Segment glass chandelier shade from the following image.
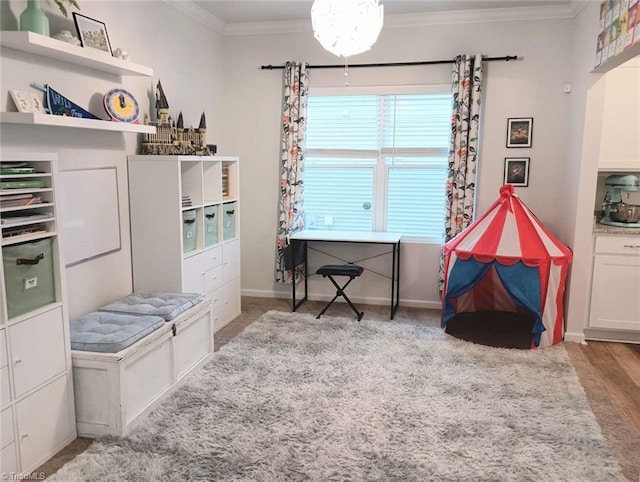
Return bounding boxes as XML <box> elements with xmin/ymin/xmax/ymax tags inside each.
<box><xmin>311</xmin><ymin>0</ymin><xmax>384</xmax><ymax>58</ymax></box>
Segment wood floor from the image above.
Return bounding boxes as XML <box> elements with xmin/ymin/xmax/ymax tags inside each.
<box><xmin>39</xmin><ymin>297</ymin><xmax>640</xmax><ymax>481</ymax></box>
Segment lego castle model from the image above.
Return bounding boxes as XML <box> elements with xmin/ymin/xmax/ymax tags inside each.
<box><xmin>140</xmin><ymin>81</ymin><xmax>212</xmax><ymax>156</ymax></box>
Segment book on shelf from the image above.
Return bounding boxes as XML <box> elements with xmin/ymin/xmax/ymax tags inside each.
<box><xmin>0</xmin><ymin>195</ymin><xmax>43</xmax><ymax>208</ymax></box>
<box><xmin>2</xmin><ymin>223</ymin><xmax>48</xmax><ymax>238</ymax></box>
<box><xmin>1</xmin><ymin>213</ymin><xmax>52</xmax><ymax>225</ymax></box>
<box><xmin>0</xmin><ymin>167</ymin><xmax>36</xmax><ymax>175</ymax></box>
<box><xmin>0</xmin><ymin>180</ymin><xmax>46</xmax><ymax>189</ymax></box>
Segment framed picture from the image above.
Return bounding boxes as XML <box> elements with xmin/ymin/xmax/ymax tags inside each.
<box><xmin>504</xmin><ymin>157</ymin><xmax>530</xmax><ymax>187</ymax></box>
<box><xmin>506</xmin><ymin>117</ymin><xmax>533</xmax><ymax>148</ymax></box>
<box><xmin>73</xmin><ymin>13</ymin><xmax>112</xmax><ymax>55</ymax></box>
<box><xmin>9</xmin><ymin>90</ymin><xmax>45</xmax><ymax>113</ymax></box>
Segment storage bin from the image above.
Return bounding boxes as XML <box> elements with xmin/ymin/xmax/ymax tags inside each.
<box><xmin>182</xmin><ymin>210</ymin><xmax>197</xmax><ymax>254</ymax></box>
<box><xmin>204</xmin><ymin>205</ymin><xmax>219</xmax><ymax>247</ymax></box>
<box><xmin>2</xmin><ymin>238</ymin><xmax>55</xmax><ymax>319</ymax></box>
<box><xmin>222</xmin><ymin>202</ymin><xmax>237</xmax><ymax>240</ymax></box>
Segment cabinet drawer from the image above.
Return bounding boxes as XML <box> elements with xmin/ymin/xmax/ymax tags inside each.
<box><xmin>182</xmin><ymin>247</ymin><xmax>224</xmax><ymax>294</ymax></box>
<box><xmin>1</xmin><ymin>406</ymin><xmax>14</xmax><ymax>449</ymax></box>
<box><xmin>16</xmin><ymin>375</ymin><xmax>73</xmax><ymax>471</ymax></box>
<box><xmin>9</xmin><ymin>307</ymin><xmax>66</xmax><ymax>398</ymax></box>
<box><xmin>201</xmin><ymin>246</ymin><xmax>222</xmax><ymax>271</ymax></box>
<box><xmin>204</xmin><ymin>265</ymin><xmax>223</xmax><ymax>293</ymax></box>
<box><xmin>594</xmin><ymin>235</ymin><xmax>640</xmax><ymax>255</ymax></box>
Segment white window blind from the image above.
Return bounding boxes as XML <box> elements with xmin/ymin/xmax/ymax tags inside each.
<box><xmin>305</xmin><ymin>91</ymin><xmax>451</xmax><ymax>242</ymax></box>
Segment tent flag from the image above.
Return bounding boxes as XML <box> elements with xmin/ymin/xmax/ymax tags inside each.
<box><xmin>441</xmin><ymin>185</ymin><xmax>572</xmax><ymax>348</ymax></box>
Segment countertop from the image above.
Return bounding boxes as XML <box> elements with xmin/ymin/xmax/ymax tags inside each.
<box><xmin>593</xmin><ymin>216</ymin><xmax>640</xmax><ymax>235</ymax></box>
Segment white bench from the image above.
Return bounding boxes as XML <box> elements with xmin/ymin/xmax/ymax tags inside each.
<box><xmin>71</xmin><ymin>299</ymin><xmax>213</xmax><ymax>437</ymax></box>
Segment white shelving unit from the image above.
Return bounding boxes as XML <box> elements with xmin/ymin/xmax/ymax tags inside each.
<box><xmin>0</xmin><ymin>153</ymin><xmax>76</xmax><ymax>475</ymax></box>
<box><xmin>127</xmin><ymin>155</ymin><xmax>241</xmax><ymax>333</ymax></box>
<box><xmin>0</xmin><ymin>30</ymin><xmax>156</xmax><ymax>134</ymax></box>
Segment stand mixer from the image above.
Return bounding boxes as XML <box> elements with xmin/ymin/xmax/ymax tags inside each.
<box><xmin>600</xmin><ymin>174</ymin><xmax>640</xmax><ymax>228</ymax></box>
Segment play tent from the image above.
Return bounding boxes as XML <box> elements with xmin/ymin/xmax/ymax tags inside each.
<box><xmin>441</xmin><ymin>185</ymin><xmax>572</xmax><ymax>348</ymax></box>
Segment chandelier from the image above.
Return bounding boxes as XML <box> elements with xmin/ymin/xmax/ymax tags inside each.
<box><xmin>311</xmin><ymin>0</ymin><xmax>384</xmax><ymax>58</ymax></box>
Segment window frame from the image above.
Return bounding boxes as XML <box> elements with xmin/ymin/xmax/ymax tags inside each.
<box><xmin>305</xmin><ymin>84</ymin><xmax>451</xmax><ymax>244</ymax></box>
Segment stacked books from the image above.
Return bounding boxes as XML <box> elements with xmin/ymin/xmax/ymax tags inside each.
<box><xmin>222</xmin><ymin>165</ymin><xmax>229</xmax><ymax>198</ymax></box>
<box><xmin>2</xmin><ymin>223</ymin><xmax>47</xmax><ymax>238</ymax></box>
<box><xmin>0</xmin><ymin>193</ymin><xmax>43</xmax><ymax>208</ymax></box>
<box><xmin>0</xmin><ymin>166</ymin><xmax>36</xmax><ymax>175</ymax></box>
<box><xmin>181</xmin><ymin>195</ymin><xmax>192</xmax><ymax>208</ymax></box>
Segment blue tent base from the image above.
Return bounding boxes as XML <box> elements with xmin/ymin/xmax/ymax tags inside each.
<box><xmin>444</xmin><ymin>311</ymin><xmax>537</xmax><ymax>349</ymax></box>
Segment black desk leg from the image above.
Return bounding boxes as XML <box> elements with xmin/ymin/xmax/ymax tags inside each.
<box><xmin>389</xmin><ymin>241</ymin><xmax>400</xmax><ymax>319</ymax></box>
<box><xmin>291</xmin><ymin>240</ymin><xmax>308</xmax><ymax>312</ymax></box>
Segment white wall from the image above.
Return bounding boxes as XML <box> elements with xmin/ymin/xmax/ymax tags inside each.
<box><xmin>1</xmin><ymin>1</ymin><xmax>226</xmax><ymax>318</ymax></box>
<box><xmin>221</xmin><ymin>17</ymin><xmax>574</xmax><ymax>306</ymax></box>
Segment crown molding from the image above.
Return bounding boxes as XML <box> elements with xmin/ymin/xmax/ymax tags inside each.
<box><xmin>164</xmin><ymin>2</ymin><xmax>581</xmax><ymax>37</ymax></box>
<box><xmin>162</xmin><ymin>0</ymin><xmax>225</xmax><ymax>34</ymax></box>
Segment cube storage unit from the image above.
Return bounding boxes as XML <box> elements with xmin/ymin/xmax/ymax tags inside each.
<box><xmin>0</xmin><ymin>153</ymin><xmax>76</xmax><ymax>475</ymax></box>
<box><xmin>71</xmin><ymin>299</ymin><xmax>213</xmax><ymax>437</ymax></box>
<box><xmin>128</xmin><ymin>155</ymin><xmax>241</xmax><ymax>332</ymax></box>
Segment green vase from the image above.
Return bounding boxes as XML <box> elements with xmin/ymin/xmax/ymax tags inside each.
<box><xmin>20</xmin><ymin>0</ymin><xmax>49</xmax><ymax>36</ymax></box>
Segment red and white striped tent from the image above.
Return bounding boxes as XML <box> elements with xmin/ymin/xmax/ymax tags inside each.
<box><xmin>441</xmin><ymin>185</ymin><xmax>572</xmax><ymax>348</ymax></box>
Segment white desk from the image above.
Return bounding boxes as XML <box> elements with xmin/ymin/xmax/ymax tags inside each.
<box><xmin>288</xmin><ymin>230</ymin><xmax>401</xmax><ymax>319</ymax></box>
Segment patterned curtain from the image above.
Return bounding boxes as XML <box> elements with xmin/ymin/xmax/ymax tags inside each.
<box><xmin>438</xmin><ymin>54</ymin><xmax>484</xmax><ymax>295</ymax></box>
<box><xmin>275</xmin><ymin>62</ymin><xmax>309</xmax><ymax>284</ymax></box>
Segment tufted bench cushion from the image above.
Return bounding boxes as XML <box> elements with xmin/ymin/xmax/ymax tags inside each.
<box><xmin>98</xmin><ymin>292</ymin><xmax>204</xmax><ymax>321</ymax></box>
<box><xmin>70</xmin><ymin>312</ymin><xmax>165</xmax><ymax>353</ymax></box>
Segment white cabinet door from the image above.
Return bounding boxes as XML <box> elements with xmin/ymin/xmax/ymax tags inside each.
<box><xmin>182</xmin><ymin>254</ymin><xmax>206</xmax><ymax>294</ymax></box>
<box><xmin>222</xmin><ymin>240</ymin><xmax>240</xmax><ymax>284</ymax></box>
<box><xmin>9</xmin><ymin>307</ymin><xmax>66</xmax><ymax>398</ymax></box>
<box><xmin>16</xmin><ymin>375</ymin><xmax>73</xmax><ymax>472</ymax></box>
<box><xmin>589</xmin><ymin>254</ymin><xmax>640</xmax><ymax>331</ymax></box>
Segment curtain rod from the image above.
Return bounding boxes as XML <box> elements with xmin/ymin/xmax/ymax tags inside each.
<box><xmin>261</xmin><ymin>55</ymin><xmax>518</xmax><ymax>70</ymax></box>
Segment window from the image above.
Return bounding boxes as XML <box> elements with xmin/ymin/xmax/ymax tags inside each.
<box><xmin>304</xmin><ymin>87</ymin><xmax>451</xmax><ymax>243</ymax></box>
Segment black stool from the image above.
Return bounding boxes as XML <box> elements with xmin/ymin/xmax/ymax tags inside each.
<box><xmin>316</xmin><ymin>264</ymin><xmax>364</xmax><ymax>321</ymax></box>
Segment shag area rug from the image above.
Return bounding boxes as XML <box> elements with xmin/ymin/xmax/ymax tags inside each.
<box><xmin>51</xmin><ymin>311</ymin><xmax>625</xmax><ymax>481</ymax></box>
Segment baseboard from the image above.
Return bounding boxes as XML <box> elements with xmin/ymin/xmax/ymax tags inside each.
<box><xmin>583</xmin><ymin>327</ymin><xmax>640</xmax><ymax>344</ymax></box>
<box><xmin>563</xmin><ymin>331</ymin><xmax>586</xmax><ymax>344</ymax></box>
<box><xmin>240</xmin><ymin>289</ymin><xmax>442</xmax><ymax>310</ymax></box>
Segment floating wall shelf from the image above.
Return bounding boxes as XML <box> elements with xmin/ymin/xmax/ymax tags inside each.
<box><xmin>0</xmin><ymin>112</ymin><xmax>156</xmax><ymax>133</ymax></box>
<box><xmin>0</xmin><ymin>31</ymin><xmax>153</xmax><ymax>77</ymax></box>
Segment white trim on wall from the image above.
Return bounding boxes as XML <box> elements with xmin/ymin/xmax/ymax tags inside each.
<box><xmin>164</xmin><ymin>1</ymin><xmax>583</xmax><ymax>36</ymax></box>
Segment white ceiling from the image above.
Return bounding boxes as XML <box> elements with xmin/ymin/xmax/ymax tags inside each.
<box><xmin>192</xmin><ymin>0</ymin><xmax>573</xmax><ymax>25</ymax></box>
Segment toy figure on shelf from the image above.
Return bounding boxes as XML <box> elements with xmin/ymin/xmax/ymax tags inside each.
<box><xmin>139</xmin><ymin>80</ymin><xmax>212</xmax><ymax>156</ymax></box>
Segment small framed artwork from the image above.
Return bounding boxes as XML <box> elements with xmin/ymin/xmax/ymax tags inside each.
<box><xmin>72</xmin><ymin>12</ymin><xmax>112</xmax><ymax>55</ymax></box>
<box><xmin>506</xmin><ymin>117</ymin><xmax>533</xmax><ymax>148</ymax></box>
<box><xmin>9</xmin><ymin>90</ymin><xmax>46</xmax><ymax>113</ymax></box>
<box><xmin>504</xmin><ymin>157</ymin><xmax>530</xmax><ymax>187</ymax></box>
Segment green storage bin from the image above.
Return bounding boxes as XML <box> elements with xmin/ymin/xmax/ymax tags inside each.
<box><xmin>3</xmin><ymin>238</ymin><xmax>55</xmax><ymax>319</ymax></box>
<box><xmin>223</xmin><ymin>202</ymin><xmax>237</xmax><ymax>241</ymax></box>
<box><xmin>182</xmin><ymin>209</ymin><xmax>197</xmax><ymax>254</ymax></box>
<box><xmin>204</xmin><ymin>205</ymin><xmax>219</xmax><ymax>247</ymax></box>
